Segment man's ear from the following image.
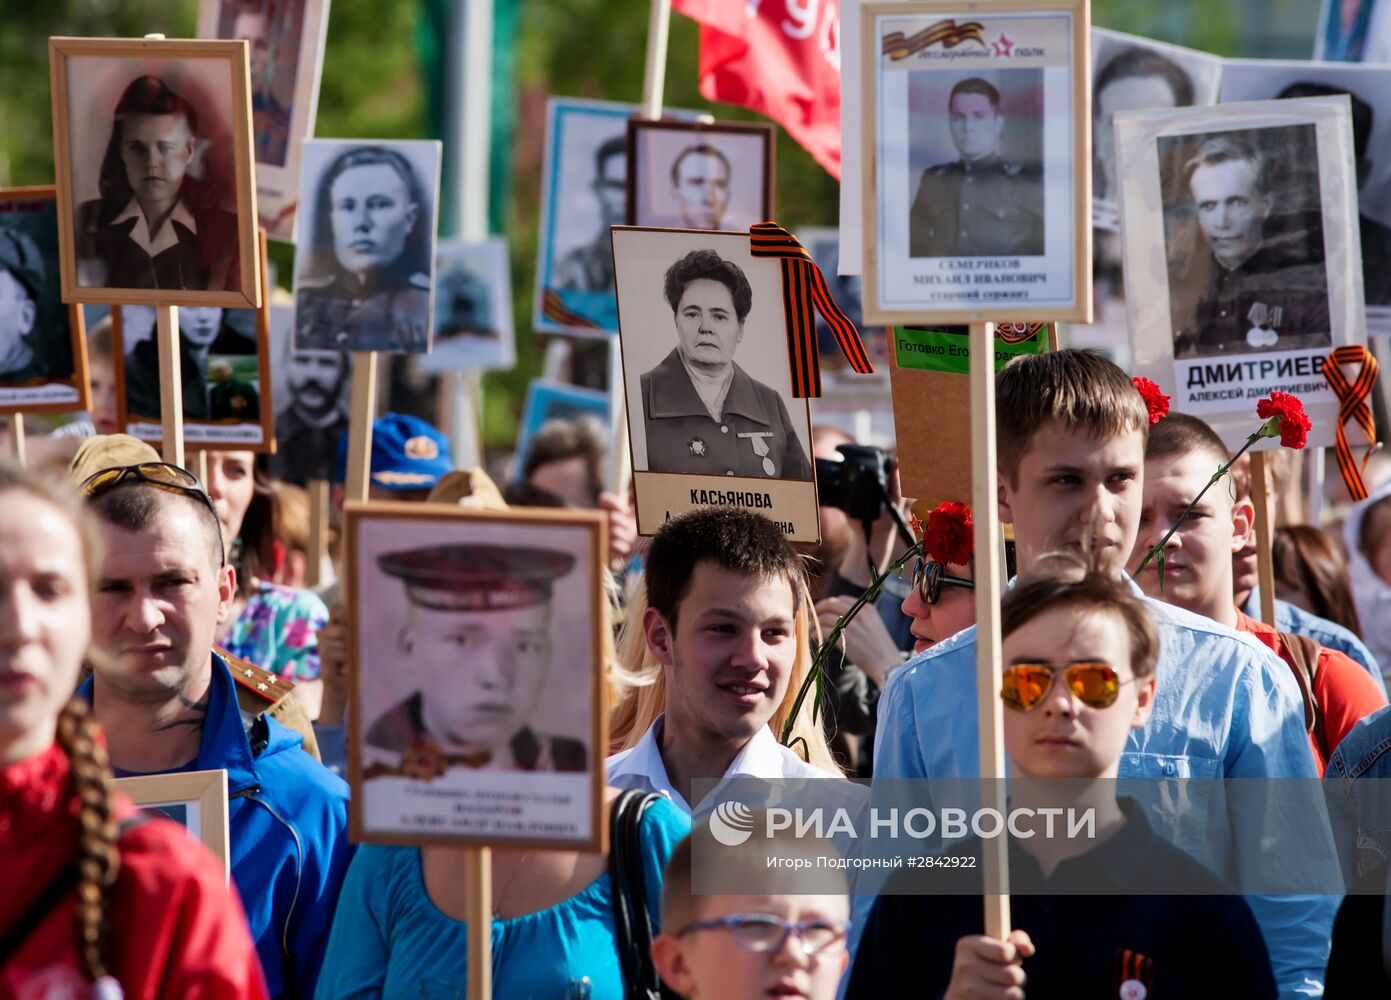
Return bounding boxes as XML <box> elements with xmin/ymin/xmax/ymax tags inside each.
<box><xmin>997</xmin><ymin>471</ymin><xmax>1015</xmax><ymax>526</ymax></box>
<box><xmin>1232</xmin><ymin>496</ymin><xmax>1256</xmax><ymax>554</ymax></box>
<box><xmin>651</xmin><ymin>933</ymin><xmax>696</xmax><ymax>996</ymax></box>
<box><xmin>214</xmin><ymin>563</ymin><xmax>236</xmax><ymax>625</ymax></box>
<box><xmin>643</xmin><ymin>606</ymin><xmax>676</xmax><ymax>667</ymax></box>
<box><xmin>1131</xmin><ymin>675</ymin><xmax>1157</xmax><ymax>729</ymax></box>
<box><xmin>17</xmin><ymin>297</ymin><xmax>36</xmax><ymax>337</ymax></box>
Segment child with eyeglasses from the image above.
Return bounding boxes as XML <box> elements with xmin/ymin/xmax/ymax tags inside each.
<box><xmin>652</xmin><ymin>827</ymin><xmax>850</xmax><ymax>1000</ymax></box>
<box><xmin>846</xmin><ymin>557</ymin><xmax>1276</xmax><ymax>998</ymax></box>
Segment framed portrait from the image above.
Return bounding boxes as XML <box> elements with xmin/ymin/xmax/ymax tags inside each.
<box><xmin>346</xmin><ymin>502</ymin><xmax>608</xmax><ymax>850</ymax></box>
<box><xmin>860</xmin><ymin>0</ymin><xmax>1091</xmax><ymax>324</ymax></box>
<box><xmin>292</xmin><ymin>138</ymin><xmax>443</xmax><ymax>353</ymax></box>
<box><xmin>1221</xmin><ymin>60</ymin><xmax>1391</xmax><ymax>335</ymax></box>
<box><xmin>797</xmin><ymin>226</ymin><xmax>891</xmax><ymax>397</ymax></box>
<box><xmin>112</xmin><ymin>231</ymin><xmax>274</xmax><ymax>450</ymax></box>
<box><xmin>197</xmin><ymin>0</ymin><xmax>332</xmax><ymax>243</ymax></box>
<box><xmin>0</xmin><ymin>186</ymin><xmax>90</xmax><ymax>415</ymax></box>
<box><xmin>1118</xmin><ymin>97</ymin><xmax>1364</xmax><ymax>451</ymax></box>
<box><xmin>612</xmin><ymin>227</ymin><xmax>820</xmax><ymax>542</ymax></box>
<box><xmin>513</xmin><ymin>378</ymin><xmax>611</xmax><ymax>479</ymax></box>
<box><xmin>625</xmin><ymin>119</ymin><xmax>775</xmax><ymax>232</ymax></box>
<box><xmin>532</xmin><ymin>98</ymin><xmax>699</xmax><ymax>338</ymax></box>
<box><xmin>266</xmin><ymin>303</ymin><xmax>351</xmax><ymax>483</ymax></box>
<box><xmin>48</xmin><ymin>37</ymin><xmax>260</xmax><ymax>308</ymax></box>
<box><xmin>112</xmin><ymin>768</ymin><xmax>231</xmax><ymax>879</ymax></box>
<box><xmin>417</xmin><ymin>236</ymin><xmax>516</xmax><ymax>374</ymax></box>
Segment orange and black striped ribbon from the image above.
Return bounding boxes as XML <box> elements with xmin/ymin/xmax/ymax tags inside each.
<box><xmin>748</xmin><ymin>222</ymin><xmax>874</xmax><ymax>398</ymax></box>
<box><xmin>1321</xmin><ymin>345</ymin><xmax>1379</xmax><ymax>501</ymax></box>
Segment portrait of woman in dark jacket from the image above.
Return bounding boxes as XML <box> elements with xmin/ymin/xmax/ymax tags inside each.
<box><xmin>639</xmin><ymin>248</ymin><xmax>812</xmax><ymax>479</ymax></box>
<box><xmin>75</xmin><ymin>75</ymin><xmax>239</xmax><ymax>292</ymax></box>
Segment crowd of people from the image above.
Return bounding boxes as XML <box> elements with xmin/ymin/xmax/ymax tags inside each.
<box><xmin>6</xmin><ymin>347</ymin><xmax>1391</xmax><ymax>998</ymax></box>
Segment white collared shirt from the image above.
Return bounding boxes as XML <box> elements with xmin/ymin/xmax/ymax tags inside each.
<box><xmin>112</xmin><ymin>197</ymin><xmax>198</xmax><ymax>259</ymax></box>
<box><xmin>606</xmin><ymin>713</ymin><xmax>836</xmax><ymax>814</ymax></box>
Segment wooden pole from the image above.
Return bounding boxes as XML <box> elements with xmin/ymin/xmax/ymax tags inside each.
<box><xmin>608</xmin><ymin>338</ymin><xmax>631</xmax><ymax>494</ymax></box>
<box><xmin>1307</xmin><ymin>446</ymin><xmax>1326</xmax><ymax>527</ymax></box>
<box><xmin>195</xmin><ymin>450</ymin><xmax>208</xmax><ymax>486</ymax></box>
<box><xmin>306</xmin><ymin>479</ymin><xmax>328</xmax><ymax>589</ymax></box>
<box><xmin>1251</xmin><ymin>451</ymin><xmax>1277</xmax><ymax>625</ymax></box>
<box><xmin>641</xmin><ymin>0</ymin><xmax>671</xmax><ymax>120</ymax></box>
<box><xmin>10</xmin><ymin>414</ymin><xmax>25</xmax><ymax>467</ymax></box>
<box><xmin>156</xmin><ymin>305</ymin><xmax>185</xmax><ymax>468</ymax></box>
<box><xmin>464</xmin><ymin>847</ymin><xmax>492</xmax><ymax>1000</ymax></box>
<box><xmin>345</xmin><ymin>353</ymin><xmax>378</xmax><ymax>505</ymax></box>
<box><xmin>968</xmin><ymin>320</ymin><xmax>1009</xmax><ymax>938</ymax></box>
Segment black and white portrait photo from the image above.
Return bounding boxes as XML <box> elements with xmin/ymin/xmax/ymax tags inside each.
<box><xmin>349</xmin><ymin>505</ymin><xmax>605</xmax><ymax>849</ymax></box>
<box><xmin>1118</xmin><ymin>97</ymin><xmax>1364</xmax><ymax>450</ymax></box>
<box><xmin>418</xmin><ymin>236</ymin><xmax>516</xmax><ymax>374</ymax></box>
<box><xmin>909</xmin><ymin>72</ymin><xmax>1044</xmax><ymax>258</ymax></box>
<box><xmin>864</xmin><ymin>6</ymin><xmax>1088</xmax><ymax>323</ymax></box>
<box><xmin>198</xmin><ymin>0</ymin><xmax>330</xmax><ymax>242</ymax></box>
<box><xmin>627</xmin><ymin>119</ymin><xmax>774</xmax><ymax>232</ymax></box>
<box><xmin>293</xmin><ymin>139</ymin><xmax>441</xmax><ymax>352</ymax></box>
<box><xmin>51</xmin><ymin>38</ymin><xmax>259</xmax><ymax>307</ymax></box>
<box><xmin>115</xmin><ymin>301</ymin><xmax>271</xmax><ymax>447</ymax></box>
<box><xmin>613</xmin><ymin>227</ymin><xmax>820</xmax><ymax>541</ymax></box>
<box><xmin>267</xmin><ymin>304</ymin><xmax>350</xmax><ymax>482</ymax></box>
<box><xmin>1221</xmin><ymin>60</ymin><xmax>1391</xmax><ymax>328</ymax></box>
<box><xmin>1091</xmin><ymin>30</ymin><xmax>1221</xmax><ymax>232</ymax></box>
<box><xmin>0</xmin><ymin>188</ymin><xmax>89</xmax><ymax>413</ymax></box>
<box><xmin>1159</xmin><ymin>128</ymin><xmax>1331</xmax><ymax>359</ymax></box>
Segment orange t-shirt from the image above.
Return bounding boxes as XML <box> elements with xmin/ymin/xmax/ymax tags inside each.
<box><xmin>1236</xmin><ymin>609</ymin><xmax>1389</xmax><ymax>773</ymax></box>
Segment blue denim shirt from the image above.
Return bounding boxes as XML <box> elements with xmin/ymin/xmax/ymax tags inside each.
<box><xmin>1326</xmin><ymin>704</ymin><xmax>1391</xmax><ymax>884</ymax></box>
<box><xmin>870</xmin><ymin>589</ymin><xmax>1333</xmax><ymax>999</ymax></box>
<box><xmin>1243</xmin><ymin>588</ymin><xmax>1385</xmax><ymax>693</ymax></box>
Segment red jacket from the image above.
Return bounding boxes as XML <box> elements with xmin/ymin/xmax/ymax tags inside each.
<box><xmin>1236</xmin><ymin>610</ymin><xmax>1389</xmax><ymax>774</ymax></box>
<box><xmin>0</xmin><ymin>744</ymin><xmax>268</xmax><ymax>1000</ymax></box>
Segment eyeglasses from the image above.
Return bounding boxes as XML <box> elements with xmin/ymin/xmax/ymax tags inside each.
<box><xmin>1000</xmin><ymin>661</ymin><xmax>1139</xmax><ymax>712</ymax></box>
<box><xmin>676</xmin><ymin>913</ymin><xmax>849</xmax><ymax>957</ymax></box>
<box><xmin>80</xmin><ymin>463</ymin><xmax>225</xmax><ymax>564</ymax></box>
<box><xmin>911</xmin><ymin>556</ymin><xmax>975</xmax><ymax>605</ymax></box>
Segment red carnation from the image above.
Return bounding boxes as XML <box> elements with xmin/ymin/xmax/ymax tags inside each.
<box><xmin>924</xmin><ymin>501</ymin><xmax>973</xmax><ymax>567</ymax></box>
<box><xmin>1131</xmin><ymin>377</ymin><xmax>1170</xmax><ymax>426</ymax></box>
<box><xmin>1256</xmin><ymin>392</ymin><xmax>1311</xmax><ymax>450</ymax></box>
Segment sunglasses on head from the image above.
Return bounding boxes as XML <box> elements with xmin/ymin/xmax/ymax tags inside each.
<box><xmin>1000</xmin><ymin>661</ymin><xmax>1138</xmax><ymax>712</ymax></box>
<box><xmin>80</xmin><ymin>463</ymin><xmax>225</xmax><ymax>564</ymax></box>
<box><xmin>911</xmin><ymin>556</ymin><xmax>974</xmax><ymax>605</ymax></box>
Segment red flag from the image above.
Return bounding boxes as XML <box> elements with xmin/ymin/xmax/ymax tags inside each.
<box><xmin>674</xmin><ymin>0</ymin><xmax>843</xmax><ymax>179</ymax></box>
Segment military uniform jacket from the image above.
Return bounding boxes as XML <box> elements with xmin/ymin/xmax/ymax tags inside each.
<box><xmin>296</xmin><ymin>262</ymin><xmax>431</xmax><ymax>352</ymax></box>
<box><xmin>1171</xmin><ymin>239</ymin><xmax>1332</xmax><ymax>358</ymax></box>
<box><xmin>125</xmin><ymin>326</ymin><xmax>256</xmax><ymax>421</ymax></box>
<box><xmin>909</xmin><ymin>154</ymin><xmax>1044</xmax><ymax>258</ymax></box>
<box><xmin>640</xmin><ymin>348</ymin><xmax>812</xmax><ymax>479</ymax></box>
<box><xmin>271</xmin><ymin>406</ymin><xmax>346</xmax><ymax>483</ymax></box>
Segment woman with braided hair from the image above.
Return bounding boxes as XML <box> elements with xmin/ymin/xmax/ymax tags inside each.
<box><xmin>0</xmin><ymin>462</ymin><xmax>266</xmax><ymax>997</ymax></box>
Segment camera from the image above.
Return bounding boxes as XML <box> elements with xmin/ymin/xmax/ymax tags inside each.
<box><xmin>815</xmin><ymin>444</ymin><xmax>896</xmax><ymax>525</ymax></box>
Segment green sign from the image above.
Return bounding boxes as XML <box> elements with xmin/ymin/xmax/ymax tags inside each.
<box><xmin>893</xmin><ymin>325</ymin><xmax>1048</xmax><ymax>375</ymax></box>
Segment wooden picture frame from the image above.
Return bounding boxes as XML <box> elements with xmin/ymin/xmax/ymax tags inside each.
<box><xmin>196</xmin><ymin>0</ymin><xmax>333</xmax><ymax>243</ymax></box>
<box><xmin>112</xmin><ymin>229</ymin><xmax>276</xmax><ymax>452</ymax></box>
<box><xmin>610</xmin><ymin>226</ymin><xmax>821</xmax><ymax>543</ymax></box>
<box><xmin>48</xmin><ymin>36</ymin><xmax>261</xmax><ymax>309</ymax></box>
<box><xmin>859</xmin><ymin>0</ymin><xmax>1092</xmax><ymax>324</ymax></box>
<box><xmin>345</xmin><ymin>502</ymin><xmax>609</xmax><ymax>852</ymax></box>
<box><xmin>1118</xmin><ymin>96</ymin><xmax>1364</xmax><ymax>452</ymax></box>
<box><xmin>113</xmin><ymin>768</ymin><xmax>231</xmax><ymax>880</ymax></box>
<box><xmin>625</xmin><ymin>118</ymin><xmax>776</xmax><ymax>232</ymax></box>
<box><xmin>0</xmin><ymin>185</ymin><xmax>91</xmax><ymax>415</ymax></box>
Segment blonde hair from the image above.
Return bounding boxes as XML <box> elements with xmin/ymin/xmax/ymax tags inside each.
<box><xmin>609</xmin><ymin>581</ymin><xmax>841</xmax><ymax>775</ymax></box>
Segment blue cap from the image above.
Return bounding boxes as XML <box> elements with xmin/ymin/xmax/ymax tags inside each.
<box><xmin>336</xmin><ymin>412</ymin><xmax>453</xmax><ymax>488</ymax></box>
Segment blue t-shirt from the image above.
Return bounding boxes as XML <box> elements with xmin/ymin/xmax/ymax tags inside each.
<box><xmin>314</xmin><ymin>796</ymin><xmax>690</xmax><ymax>999</ymax></box>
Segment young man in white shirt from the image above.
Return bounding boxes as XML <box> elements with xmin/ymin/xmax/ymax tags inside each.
<box><xmin>608</xmin><ymin>507</ymin><xmax>847</xmax><ymax>813</ymax></box>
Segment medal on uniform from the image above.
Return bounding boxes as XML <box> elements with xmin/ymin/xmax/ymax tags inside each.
<box><xmin>1245</xmin><ymin>302</ymin><xmax>1282</xmax><ymax>349</ymax></box>
<box><xmin>738</xmin><ymin>431</ymin><xmax>776</xmax><ymax>476</ymax></box>
<box><xmin>687</xmin><ymin>438</ymin><xmax>707</xmax><ymax>457</ymax></box>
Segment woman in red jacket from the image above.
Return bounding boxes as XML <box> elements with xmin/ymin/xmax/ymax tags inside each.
<box><xmin>0</xmin><ymin>462</ymin><xmax>267</xmax><ymax>999</ymax></box>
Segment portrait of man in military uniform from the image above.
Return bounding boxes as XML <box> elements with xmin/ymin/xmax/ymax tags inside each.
<box><xmin>0</xmin><ymin>226</ymin><xmax>59</xmax><ymax>384</ymax></box>
<box><xmin>552</xmin><ymin>134</ymin><xmax>627</xmax><ymax>295</ymax></box>
<box><xmin>1164</xmin><ymin>131</ymin><xmax>1332</xmax><ymax>359</ymax></box>
<box><xmin>269</xmin><ymin>304</ymin><xmax>350</xmax><ymax>483</ymax></box>
<box><xmin>636</xmin><ymin>248</ymin><xmax>812</xmax><ymax>480</ymax></box>
<box><xmin>294</xmin><ymin>140</ymin><xmax>440</xmax><ymax>352</ymax></box>
<box><xmin>629</xmin><ymin>120</ymin><xmax>774</xmax><ymax>234</ymax></box>
<box><xmin>227</xmin><ymin>1</ymin><xmax>298</xmax><ymax>168</ymax></box>
<box><xmin>361</xmin><ymin>543</ymin><xmax>589</xmax><ymax>776</ymax></box>
<box><xmin>908</xmin><ymin>75</ymin><xmax>1045</xmax><ymax>259</ymax></box>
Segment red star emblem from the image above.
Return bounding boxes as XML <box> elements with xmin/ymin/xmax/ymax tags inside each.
<box><xmin>992</xmin><ymin>33</ymin><xmax>1014</xmax><ymax>57</ymax></box>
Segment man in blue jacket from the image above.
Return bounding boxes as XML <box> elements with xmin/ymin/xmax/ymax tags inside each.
<box><xmin>76</xmin><ymin>454</ymin><xmax>352</xmax><ymax>998</ymax></box>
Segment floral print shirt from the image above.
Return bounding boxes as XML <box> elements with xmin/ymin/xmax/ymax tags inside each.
<box><xmin>221</xmin><ymin>581</ymin><xmax>328</xmax><ymax>682</ymax></box>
